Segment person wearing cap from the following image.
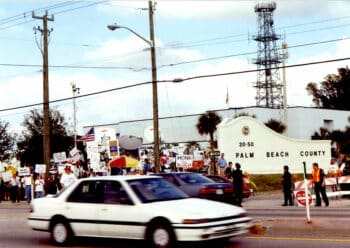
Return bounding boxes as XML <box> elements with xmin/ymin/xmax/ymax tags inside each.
<box><xmin>60</xmin><ymin>166</ymin><xmax>77</xmax><ymax>189</ymax></box>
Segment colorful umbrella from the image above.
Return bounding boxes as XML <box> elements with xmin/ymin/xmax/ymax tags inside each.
<box><xmin>108</xmin><ymin>156</ymin><xmax>140</xmax><ymax>168</ymax></box>
<box><xmin>5</xmin><ymin>165</ymin><xmax>17</xmax><ymax>175</ymax></box>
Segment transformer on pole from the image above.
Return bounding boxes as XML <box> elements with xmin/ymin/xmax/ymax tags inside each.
<box><xmin>252</xmin><ymin>2</ymin><xmax>283</xmax><ymax>108</ymax></box>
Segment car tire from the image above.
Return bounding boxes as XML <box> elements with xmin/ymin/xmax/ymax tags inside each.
<box><xmin>146</xmin><ymin>220</ymin><xmax>176</xmax><ymax>248</ymax></box>
<box><xmin>50</xmin><ymin>219</ymin><xmax>72</xmax><ymax>246</ymax></box>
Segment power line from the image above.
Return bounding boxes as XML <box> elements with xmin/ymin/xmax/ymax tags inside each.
<box><xmin>0</xmin><ymin>1</ymin><xmax>107</xmax><ymax>31</ymax></box>
<box><xmin>1</xmin><ymin>56</ymin><xmax>349</xmax><ymax>115</ymax></box>
<box><xmin>1</xmin><ymin>36</ymin><xmax>348</xmax><ymax>71</ymax></box>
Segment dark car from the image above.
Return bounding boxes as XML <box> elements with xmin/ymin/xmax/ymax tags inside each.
<box><xmin>153</xmin><ymin>172</ymin><xmax>234</xmax><ymax>204</ymax></box>
<box><xmin>206</xmin><ymin>175</ymin><xmax>251</xmax><ymax>198</ymax></box>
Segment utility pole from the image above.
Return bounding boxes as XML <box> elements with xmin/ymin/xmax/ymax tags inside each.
<box><xmin>33</xmin><ymin>11</ymin><xmax>54</xmax><ymax>178</ymax></box>
<box><xmin>148</xmin><ymin>0</ymin><xmax>160</xmax><ymax>173</ymax></box>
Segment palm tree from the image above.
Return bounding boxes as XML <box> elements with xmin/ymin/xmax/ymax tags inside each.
<box><xmin>265</xmin><ymin>118</ymin><xmax>286</xmax><ymax>134</ymax></box>
<box><xmin>196</xmin><ymin>111</ymin><xmax>222</xmax><ymax>148</ymax></box>
<box><xmin>196</xmin><ymin>111</ymin><xmax>222</xmax><ymax>175</ymax></box>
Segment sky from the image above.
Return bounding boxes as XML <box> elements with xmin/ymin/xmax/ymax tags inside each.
<box><xmin>0</xmin><ymin>0</ymin><xmax>350</xmax><ymax>137</ymax></box>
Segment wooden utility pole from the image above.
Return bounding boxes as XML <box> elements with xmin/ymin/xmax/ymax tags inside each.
<box><xmin>106</xmin><ymin>2</ymin><xmax>159</xmax><ymax>171</ymax></box>
<box><xmin>148</xmin><ymin>0</ymin><xmax>160</xmax><ymax>173</ymax></box>
<box><xmin>32</xmin><ymin>11</ymin><xmax>54</xmax><ymax>178</ymax></box>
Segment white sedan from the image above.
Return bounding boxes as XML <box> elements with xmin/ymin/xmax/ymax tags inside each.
<box><xmin>28</xmin><ymin>175</ymin><xmax>252</xmax><ymax>247</ymax></box>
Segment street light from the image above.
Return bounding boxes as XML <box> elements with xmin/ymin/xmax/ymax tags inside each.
<box><xmin>107</xmin><ymin>13</ymin><xmax>160</xmax><ymax>172</ymax></box>
<box><xmin>107</xmin><ymin>24</ymin><xmax>152</xmax><ymax>47</ymax></box>
<box><xmin>71</xmin><ymin>82</ymin><xmax>80</xmax><ymax>149</ymax></box>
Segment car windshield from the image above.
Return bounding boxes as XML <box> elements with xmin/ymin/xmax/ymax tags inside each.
<box><xmin>178</xmin><ymin>173</ymin><xmax>213</xmax><ymax>184</ymax></box>
<box><xmin>128</xmin><ymin>178</ymin><xmax>189</xmax><ymax>203</ymax></box>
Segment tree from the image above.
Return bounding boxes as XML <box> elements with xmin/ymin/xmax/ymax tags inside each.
<box><xmin>265</xmin><ymin>118</ymin><xmax>286</xmax><ymax>134</ymax></box>
<box><xmin>17</xmin><ymin>108</ymin><xmax>75</xmax><ymax>166</ymax></box>
<box><xmin>196</xmin><ymin>111</ymin><xmax>222</xmax><ymax>175</ymax></box>
<box><xmin>0</xmin><ymin>120</ymin><xmax>16</xmax><ymax>161</ymax></box>
<box><xmin>312</xmin><ymin>126</ymin><xmax>350</xmax><ymax>158</ymax></box>
<box><xmin>196</xmin><ymin>111</ymin><xmax>222</xmax><ymax>148</ymax></box>
<box><xmin>306</xmin><ymin>67</ymin><xmax>350</xmax><ymax>110</ymax></box>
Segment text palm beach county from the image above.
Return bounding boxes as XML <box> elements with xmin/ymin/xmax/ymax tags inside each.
<box><xmin>235</xmin><ymin>150</ymin><xmax>327</xmax><ymax>159</ymax></box>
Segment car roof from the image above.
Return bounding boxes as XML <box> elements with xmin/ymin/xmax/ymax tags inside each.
<box><xmin>153</xmin><ymin>172</ymin><xmax>198</xmax><ymax>175</ymax></box>
<box><xmin>79</xmin><ymin>175</ymin><xmax>160</xmax><ymax>182</ymax></box>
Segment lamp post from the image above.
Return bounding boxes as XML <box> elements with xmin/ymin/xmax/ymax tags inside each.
<box><xmin>107</xmin><ymin>1</ymin><xmax>160</xmax><ymax>172</ymax></box>
<box><xmin>71</xmin><ymin>82</ymin><xmax>80</xmax><ymax>149</ymax></box>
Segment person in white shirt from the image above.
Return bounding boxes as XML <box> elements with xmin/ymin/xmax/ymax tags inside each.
<box><xmin>22</xmin><ymin>174</ymin><xmax>33</xmax><ymax>203</ymax></box>
<box><xmin>34</xmin><ymin>174</ymin><xmax>45</xmax><ymax>198</ymax></box>
<box><xmin>60</xmin><ymin>166</ymin><xmax>77</xmax><ymax>189</ymax></box>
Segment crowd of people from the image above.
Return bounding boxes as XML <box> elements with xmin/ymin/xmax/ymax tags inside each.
<box><xmin>0</xmin><ymin>164</ymin><xmax>80</xmax><ymax>204</ymax></box>
<box><xmin>2</xmin><ymin>152</ymin><xmax>349</xmax><ymax>207</ymax></box>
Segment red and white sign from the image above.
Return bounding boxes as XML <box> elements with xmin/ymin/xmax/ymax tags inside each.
<box><xmin>295</xmin><ymin>190</ymin><xmax>312</xmax><ymax>206</ymax></box>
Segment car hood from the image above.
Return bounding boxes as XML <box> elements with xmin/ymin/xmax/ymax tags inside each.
<box><xmin>147</xmin><ymin>198</ymin><xmax>246</xmax><ymax>219</ymax></box>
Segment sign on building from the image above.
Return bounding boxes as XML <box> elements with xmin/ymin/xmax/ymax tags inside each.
<box><xmin>217</xmin><ymin>116</ymin><xmax>331</xmax><ymax>174</ymax></box>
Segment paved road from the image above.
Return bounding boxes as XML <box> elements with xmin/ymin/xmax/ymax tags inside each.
<box><xmin>1</xmin><ymin>191</ymin><xmax>350</xmax><ymax>247</ymax></box>
<box><xmin>243</xmin><ymin>190</ymin><xmax>350</xmax><ymax>239</ymax></box>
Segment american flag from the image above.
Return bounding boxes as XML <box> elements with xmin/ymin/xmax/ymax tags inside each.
<box><xmin>77</xmin><ymin>127</ymin><xmax>95</xmax><ymax>142</ymax></box>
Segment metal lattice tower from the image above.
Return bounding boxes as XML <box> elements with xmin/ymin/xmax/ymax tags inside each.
<box><xmin>253</xmin><ymin>2</ymin><xmax>283</xmax><ymax>108</ymax></box>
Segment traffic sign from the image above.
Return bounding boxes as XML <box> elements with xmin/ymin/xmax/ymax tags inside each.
<box><xmin>295</xmin><ymin>190</ymin><xmax>312</xmax><ymax>206</ymax></box>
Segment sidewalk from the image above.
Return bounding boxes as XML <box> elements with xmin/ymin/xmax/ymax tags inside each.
<box><xmin>243</xmin><ymin>191</ymin><xmax>350</xmax><ymax>238</ymax></box>
<box><xmin>0</xmin><ymin>200</ymin><xmax>30</xmax><ymax>208</ymax></box>
<box><xmin>244</xmin><ymin>190</ymin><xmax>350</xmax><ymax>209</ymax></box>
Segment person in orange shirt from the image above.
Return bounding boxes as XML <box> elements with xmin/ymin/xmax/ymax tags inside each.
<box><xmin>312</xmin><ymin>163</ymin><xmax>329</xmax><ymax>207</ymax></box>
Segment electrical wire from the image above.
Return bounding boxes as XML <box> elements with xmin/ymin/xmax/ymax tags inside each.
<box><xmin>0</xmin><ymin>36</ymin><xmax>348</xmax><ymax>71</ymax></box>
<box><xmin>1</xmin><ymin>56</ymin><xmax>349</xmax><ymax>114</ymax></box>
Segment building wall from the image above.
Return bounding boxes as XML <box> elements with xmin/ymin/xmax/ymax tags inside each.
<box><xmin>86</xmin><ymin>107</ymin><xmax>350</xmax><ymax>148</ymax></box>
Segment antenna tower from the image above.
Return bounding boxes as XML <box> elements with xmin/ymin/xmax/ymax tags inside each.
<box><xmin>253</xmin><ymin>2</ymin><xmax>283</xmax><ymax>108</ymax></box>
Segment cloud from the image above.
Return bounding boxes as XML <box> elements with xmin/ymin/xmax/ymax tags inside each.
<box><xmin>98</xmin><ymin>1</ymin><xmax>254</xmax><ymax>20</ymax></box>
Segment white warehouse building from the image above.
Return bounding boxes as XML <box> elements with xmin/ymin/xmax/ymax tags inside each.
<box><xmin>86</xmin><ymin>106</ymin><xmax>350</xmax><ymax>148</ymax></box>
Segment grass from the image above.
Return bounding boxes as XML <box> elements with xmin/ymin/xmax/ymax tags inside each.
<box><xmin>249</xmin><ymin>174</ymin><xmax>304</xmax><ymax>192</ymax></box>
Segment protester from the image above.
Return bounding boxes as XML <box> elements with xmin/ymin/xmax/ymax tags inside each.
<box><xmin>34</xmin><ymin>174</ymin><xmax>45</xmax><ymax>198</ymax></box>
<box><xmin>312</xmin><ymin>162</ymin><xmax>329</xmax><ymax>207</ymax></box>
<box><xmin>327</xmin><ymin>158</ymin><xmax>338</xmax><ymax>177</ymax></box>
<box><xmin>9</xmin><ymin>173</ymin><xmax>19</xmax><ymax>203</ymax></box>
<box><xmin>143</xmin><ymin>158</ymin><xmax>151</xmax><ymax>175</ymax></box>
<box><xmin>47</xmin><ymin>174</ymin><xmax>59</xmax><ymax>195</ymax></box>
<box><xmin>216</xmin><ymin>153</ymin><xmax>227</xmax><ymax>176</ymax></box>
<box><xmin>232</xmin><ymin>163</ymin><xmax>243</xmax><ymax>207</ymax></box>
<box><xmin>342</xmin><ymin>160</ymin><xmax>350</xmax><ymax>176</ymax></box>
<box><xmin>281</xmin><ymin>165</ymin><xmax>293</xmax><ymax>206</ymax></box>
<box><xmin>224</xmin><ymin>161</ymin><xmax>233</xmax><ymax>180</ymax></box>
<box><xmin>22</xmin><ymin>174</ymin><xmax>33</xmax><ymax>203</ymax></box>
<box><xmin>60</xmin><ymin>165</ymin><xmax>78</xmax><ymax>189</ymax></box>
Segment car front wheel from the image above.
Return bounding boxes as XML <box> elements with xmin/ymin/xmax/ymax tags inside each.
<box><xmin>50</xmin><ymin>220</ymin><xmax>72</xmax><ymax>246</ymax></box>
<box><xmin>146</xmin><ymin>220</ymin><xmax>175</xmax><ymax>248</ymax></box>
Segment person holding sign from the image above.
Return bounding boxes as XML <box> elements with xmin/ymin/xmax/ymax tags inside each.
<box><xmin>312</xmin><ymin>162</ymin><xmax>329</xmax><ymax>207</ymax></box>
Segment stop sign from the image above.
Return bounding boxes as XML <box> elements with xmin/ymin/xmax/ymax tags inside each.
<box><xmin>295</xmin><ymin>191</ymin><xmax>312</xmax><ymax>206</ymax></box>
